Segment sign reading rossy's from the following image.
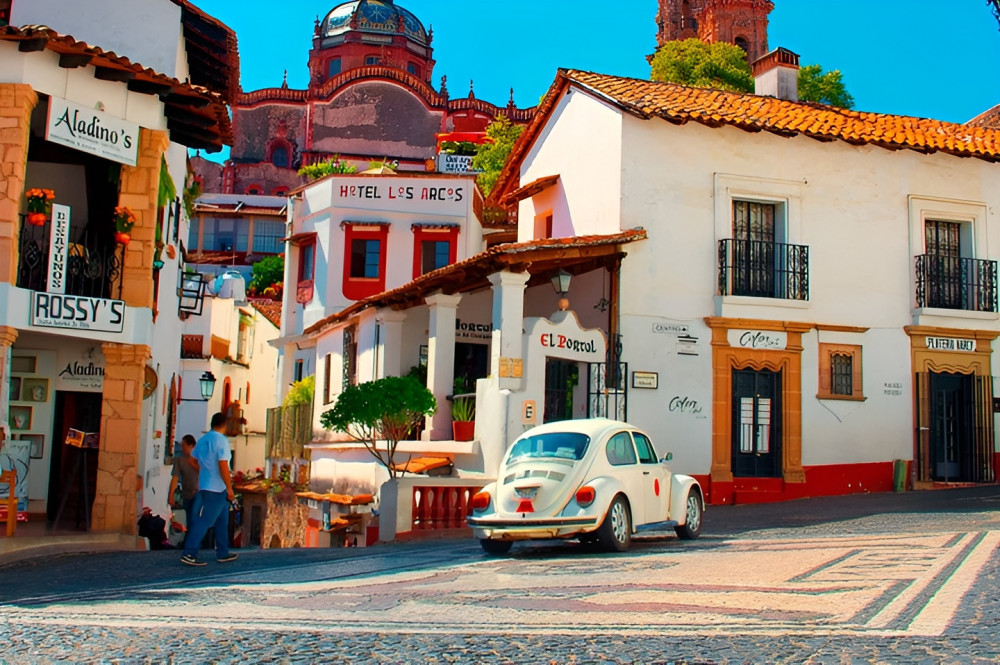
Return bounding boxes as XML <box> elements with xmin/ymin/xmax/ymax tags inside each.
<box><xmin>30</xmin><ymin>292</ymin><xmax>126</xmax><ymax>334</ymax></box>
<box><xmin>46</xmin><ymin>96</ymin><xmax>139</xmax><ymax>166</ymax></box>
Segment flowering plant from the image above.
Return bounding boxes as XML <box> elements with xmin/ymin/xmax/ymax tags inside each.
<box><xmin>24</xmin><ymin>188</ymin><xmax>55</xmax><ymax>226</ymax></box>
<box><xmin>113</xmin><ymin>206</ymin><xmax>137</xmax><ymax>234</ymax></box>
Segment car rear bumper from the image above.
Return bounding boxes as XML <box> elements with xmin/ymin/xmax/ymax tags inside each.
<box><xmin>469</xmin><ymin>515</ymin><xmax>600</xmax><ymax>541</ymax></box>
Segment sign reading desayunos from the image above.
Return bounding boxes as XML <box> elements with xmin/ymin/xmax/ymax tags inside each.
<box><xmin>47</xmin><ymin>204</ymin><xmax>71</xmax><ymax>294</ymax></box>
<box><xmin>728</xmin><ymin>329</ymin><xmax>788</xmax><ymax>351</ymax></box>
<box><xmin>46</xmin><ymin>96</ymin><xmax>139</xmax><ymax>166</ymax></box>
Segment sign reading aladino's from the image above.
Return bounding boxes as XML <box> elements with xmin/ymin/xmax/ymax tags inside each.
<box><xmin>46</xmin><ymin>96</ymin><xmax>139</xmax><ymax>166</ymax></box>
<box><xmin>30</xmin><ymin>292</ymin><xmax>125</xmax><ymax>333</ymax></box>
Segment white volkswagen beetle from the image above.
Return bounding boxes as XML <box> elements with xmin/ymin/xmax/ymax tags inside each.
<box><xmin>468</xmin><ymin>418</ymin><xmax>704</xmax><ymax>554</ymax></box>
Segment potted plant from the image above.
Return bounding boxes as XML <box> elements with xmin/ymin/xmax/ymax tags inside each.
<box><xmin>113</xmin><ymin>205</ymin><xmax>136</xmax><ymax>245</ymax></box>
<box><xmin>451</xmin><ymin>394</ymin><xmax>475</xmax><ymax>441</ymax></box>
<box><xmin>24</xmin><ymin>188</ymin><xmax>55</xmax><ymax>226</ymax></box>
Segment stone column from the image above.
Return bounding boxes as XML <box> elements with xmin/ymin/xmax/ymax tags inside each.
<box><xmin>488</xmin><ymin>271</ymin><xmax>529</xmax><ymax>390</ymax></box>
<box><xmin>0</xmin><ymin>326</ymin><xmax>18</xmax><ymax>437</ymax></box>
<box><xmin>376</xmin><ymin>309</ymin><xmax>407</xmax><ymax>379</ymax></box>
<box><xmin>117</xmin><ymin>128</ymin><xmax>169</xmax><ymax>308</ymax></box>
<box><xmin>0</xmin><ymin>85</ymin><xmax>38</xmax><ymax>285</ymax></box>
<box><xmin>424</xmin><ymin>292</ymin><xmax>462</xmax><ymax>440</ymax></box>
<box><xmin>92</xmin><ymin>342</ymin><xmax>151</xmax><ymax>533</ymax></box>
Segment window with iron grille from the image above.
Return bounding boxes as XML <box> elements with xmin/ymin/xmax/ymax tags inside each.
<box><xmin>343</xmin><ymin>327</ymin><xmax>357</xmax><ymax>388</ymax></box>
<box><xmin>323</xmin><ymin>353</ymin><xmax>333</xmax><ymax>404</ymax></box>
<box><xmin>830</xmin><ymin>353</ymin><xmax>853</xmax><ymax>396</ymax></box>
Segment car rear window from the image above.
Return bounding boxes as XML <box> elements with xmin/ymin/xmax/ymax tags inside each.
<box><xmin>507</xmin><ymin>433</ymin><xmax>590</xmax><ymax>462</ymax></box>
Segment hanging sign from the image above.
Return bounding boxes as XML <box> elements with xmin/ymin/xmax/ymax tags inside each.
<box><xmin>925</xmin><ymin>337</ymin><xmax>975</xmax><ymax>352</ymax></box>
<box><xmin>729</xmin><ymin>329</ymin><xmax>787</xmax><ymax>351</ymax></box>
<box><xmin>46</xmin><ymin>204</ymin><xmax>71</xmax><ymax>294</ymax></box>
<box><xmin>46</xmin><ymin>96</ymin><xmax>139</xmax><ymax>166</ymax></box>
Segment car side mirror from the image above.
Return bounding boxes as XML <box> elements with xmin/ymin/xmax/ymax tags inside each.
<box><xmin>661</xmin><ymin>452</ymin><xmax>672</xmax><ymax>462</ymax></box>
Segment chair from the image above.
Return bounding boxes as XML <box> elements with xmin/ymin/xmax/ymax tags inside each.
<box><xmin>1</xmin><ymin>469</ymin><xmax>16</xmax><ymax>537</ymax></box>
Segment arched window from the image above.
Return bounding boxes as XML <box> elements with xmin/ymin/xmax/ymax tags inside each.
<box><xmin>734</xmin><ymin>36</ymin><xmax>749</xmax><ymax>54</ymax></box>
<box><xmin>245</xmin><ymin>184</ymin><xmax>263</xmax><ymax>195</ymax></box>
<box><xmin>273</xmin><ymin>187</ymin><xmax>289</xmax><ymax>197</ymax></box>
<box><xmin>222</xmin><ymin>377</ymin><xmax>232</xmax><ymax>410</ymax></box>
<box><xmin>271</xmin><ymin>146</ymin><xmax>289</xmax><ymax>168</ymax></box>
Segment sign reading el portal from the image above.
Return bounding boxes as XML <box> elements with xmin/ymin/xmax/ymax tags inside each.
<box><xmin>46</xmin><ymin>96</ymin><xmax>139</xmax><ymax>166</ymax></box>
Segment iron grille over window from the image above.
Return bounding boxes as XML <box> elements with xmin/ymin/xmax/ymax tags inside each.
<box><xmin>718</xmin><ymin>239</ymin><xmax>809</xmax><ymax>300</ymax></box>
<box><xmin>914</xmin><ymin>255</ymin><xmax>998</xmax><ymax>312</ymax></box>
<box><xmin>830</xmin><ymin>353</ymin><xmax>853</xmax><ymax>396</ymax></box>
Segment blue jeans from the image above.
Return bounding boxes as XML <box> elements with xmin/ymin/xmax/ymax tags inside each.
<box><xmin>183</xmin><ymin>490</ymin><xmax>230</xmax><ymax>559</ymax></box>
<box><xmin>181</xmin><ymin>495</ymin><xmax>200</xmax><ymax>549</ymax></box>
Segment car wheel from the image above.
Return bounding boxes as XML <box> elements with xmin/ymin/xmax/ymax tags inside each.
<box><xmin>480</xmin><ymin>539</ymin><xmax>513</xmax><ymax>556</ymax></box>
<box><xmin>597</xmin><ymin>495</ymin><xmax>631</xmax><ymax>552</ymax></box>
<box><xmin>674</xmin><ymin>491</ymin><xmax>702</xmax><ymax>540</ymax></box>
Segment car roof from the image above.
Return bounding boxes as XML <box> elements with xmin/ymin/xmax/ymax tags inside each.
<box><xmin>516</xmin><ymin>418</ymin><xmax>639</xmax><ymax>442</ymax></box>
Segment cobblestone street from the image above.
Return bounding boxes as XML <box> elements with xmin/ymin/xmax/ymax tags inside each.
<box><xmin>2</xmin><ymin>487</ymin><xmax>1000</xmax><ymax>664</ymax></box>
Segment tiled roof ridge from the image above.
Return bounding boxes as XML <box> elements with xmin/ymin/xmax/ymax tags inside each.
<box><xmin>249</xmin><ymin>298</ymin><xmax>282</xmax><ymax>328</ymax></box>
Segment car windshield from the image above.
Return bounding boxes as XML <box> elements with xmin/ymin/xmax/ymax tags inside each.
<box><xmin>507</xmin><ymin>432</ymin><xmax>590</xmax><ymax>462</ymax></box>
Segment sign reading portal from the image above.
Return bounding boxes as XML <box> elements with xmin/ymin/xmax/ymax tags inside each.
<box><xmin>46</xmin><ymin>96</ymin><xmax>139</xmax><ymax>166</ymax></box>
<box><xmin>30</xmin><ymin>292</ymin><xmax>125</xmax><ymax>333</ymax></box>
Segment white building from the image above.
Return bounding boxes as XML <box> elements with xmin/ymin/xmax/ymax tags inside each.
<box><xmin>0</xmin><ymin>0</ymin><xmax>237</xmax><ymax>537</ymax></box>
<box><xmin>289</xmin><ymin>51</ymin><xmax>1000</xmax><ymax>519</ymax></box>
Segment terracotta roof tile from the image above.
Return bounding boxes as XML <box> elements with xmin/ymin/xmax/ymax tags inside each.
<box><xmin>250</xmin><ymin>299</ymin><xmax>282</xmax><ymax>329</ymax></box>
<box><xmin>492</xmin><ymin>69</ymin><xmax>1000</xmax><ymax>204</ymax></box>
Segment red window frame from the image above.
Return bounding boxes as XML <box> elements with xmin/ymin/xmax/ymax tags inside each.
<box><xmin>411</xmin><ymin>226</ymin><xmax>459</xmax><ymax>279</ymax></box>
<box><xmin>293</xmin><ymin>233</ymin><xmax>317</xmax><ymax>304</ymax></box>
<box><xmin>342</xmin><ymin>223</ymin><xmax>389</xmax><ymax>300</ymax></box>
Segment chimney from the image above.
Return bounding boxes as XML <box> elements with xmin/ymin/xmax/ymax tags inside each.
<box><xmin>752</xmin><ymin>47</ymin><xmax>800</xmax><ymax>102</ymax></box>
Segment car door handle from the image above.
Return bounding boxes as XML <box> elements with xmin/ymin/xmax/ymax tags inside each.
<box><xmin>643</xmin><ymin>471</ymin><xmax>650</xmax><ymax>475</ymax></box>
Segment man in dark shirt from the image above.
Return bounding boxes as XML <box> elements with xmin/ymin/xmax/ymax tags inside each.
<box><xmin>169</xmin><ymin>435</ymin><xmax>199</xmax><ymax>545</ymax></box>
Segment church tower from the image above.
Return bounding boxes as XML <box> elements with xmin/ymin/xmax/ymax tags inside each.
<box><xmin>656</xmin><ymin>0</ymin><xmax>774</xmax><ymax>63</ymax></box>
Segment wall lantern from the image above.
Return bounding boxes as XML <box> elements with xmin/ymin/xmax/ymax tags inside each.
<box><xmin>199</xmin><ymin>371</ymin><xmax>217</xmax><ymax>400</ymax></box>
<box><xmin>550</xmin><ymin>269</ymin><xmax>572</xmax><ymax>296</ymax></box>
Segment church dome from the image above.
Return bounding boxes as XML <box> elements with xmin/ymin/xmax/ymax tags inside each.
<box><xmin>321</xmin><ymin>0</ymin><xmax>429</xmax><ymax>46</ymax></box>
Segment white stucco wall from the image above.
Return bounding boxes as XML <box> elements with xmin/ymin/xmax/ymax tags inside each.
<box><xmin>11</xmin><ymin>0</ymin><xmax>184</xmax><ymax>80</ymax></box>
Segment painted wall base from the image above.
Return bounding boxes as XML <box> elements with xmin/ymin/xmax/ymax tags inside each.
<box><xmin>702</xmin><ymin>461</ymin><xmax>901</xmax><ymax>506</ymax></box>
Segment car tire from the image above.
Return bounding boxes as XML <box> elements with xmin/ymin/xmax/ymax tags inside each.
<box><xmin>674</xmin><ymin>491</ymin><xmax>703</xmax><ymax>540</ymax></box>
<box><xmin>480</xmin><ymin>539</ymin><xmax>513</xmax><ymax>556</ymax></box>
<box><xmin>597</xmin><ymin>495</ymin><xmax>632</xmax><ymax>552</ymax></box>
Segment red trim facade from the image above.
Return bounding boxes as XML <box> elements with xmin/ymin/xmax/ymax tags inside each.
<box><xmin>411</xmin><ymin>226</ymin><xmax>459</xmax><ymax>279</ymax></box>
<box><xmin>342</xmin><ymin>223</ymin><xmax>389</xmax><ymax>300</ymax></box>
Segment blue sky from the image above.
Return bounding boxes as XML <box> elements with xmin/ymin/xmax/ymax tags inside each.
<box><xmin>196</xmin><ymin>0</ymin><xmax>999</xmax><ymax>127</ymax></box>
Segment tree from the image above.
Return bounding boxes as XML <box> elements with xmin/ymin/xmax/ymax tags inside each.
<box><xmin>248</xmin><ymin>255</ymin><xmax>284</xmax><ymax>294</ymax></box>
<box><xmin>650</xmin><ymin>38</ymin><xmax>754</xmax><ymax>93</ymax></box>
<box><xmin>283</xmin><ymin>375</ymin><xmax>314</xmax><ymax>408</ymax></box>
<box><xmin>471</xmin><ymin>115</ymin><xmax>524</xmax><ymax>196</ymax></box>
<box><xmin>320</xmin><ymin>376</ymin><xmax>437</xmax><ymax>477</ymax></box>
<box><xmin>298</xmin><ymin>156</ymin><xmax>358</xmax><ymax>181</ymax></box>
<box><xmin>797</xmin><ymin>64</ymin><xmax>854</xmax><ymax>109</ymax></box>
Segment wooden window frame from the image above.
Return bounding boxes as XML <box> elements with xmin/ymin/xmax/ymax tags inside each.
<box><xmin>817</xmin><ymin>343</ymin><xmax>864</xmax><ymax>401</ymax></box>
<box><xmin>323</xmin><ymin>353</ymin><xmax>333</xmax><ymax>404</ymax></box>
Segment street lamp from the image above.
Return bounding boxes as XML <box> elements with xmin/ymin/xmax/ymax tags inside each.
<box><xmin>199</xmin><ymin>371</ymin><xmax>217</xmax><ymax>400</ymax></box>
<box><xmin>550</xmin><ymin>268</ymin><xmax>572</xmax><ymax>311</ymax></box>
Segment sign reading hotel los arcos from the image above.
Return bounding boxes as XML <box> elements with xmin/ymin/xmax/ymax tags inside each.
<box><xmin>46</xmin><ymin>96</ymin><xmax>139</xmax><ymax>166</ymax></box>
<box><xmin>30</xmin><ymin>292</ymin><xmax>125</xmax><ymax>334</ymax></box>
<box><xmin>728</xmin><ymin>329</ymin><xmax>788</xmax><ymax>351</ymax></box>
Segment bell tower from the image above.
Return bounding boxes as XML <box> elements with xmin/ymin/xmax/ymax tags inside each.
<box><xmin>656</xmin><ymin>0</ymin><xmax>774</xmax><ymax>63</ymax></box>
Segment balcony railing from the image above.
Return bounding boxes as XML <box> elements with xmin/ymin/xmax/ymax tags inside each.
<box><xmin>915</xmin><ymin>254</ymin><xmax>998</xmax><ymax>312</ymax></box>
<box><xmin>718</xmin><ymin>239</ymin><xmax>809</xmax><ymax>300</ymax></box>
<box><xmin>16</xmin><ymin>218</ymin><xmax>124</xmax><ymax>300</ymax></box>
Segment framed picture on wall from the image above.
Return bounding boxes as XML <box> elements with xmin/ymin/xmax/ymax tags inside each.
<box><xmin>19</xmin><ymin>434</ymin><xmax>44</xmax><ymax>459</ymax></box>
<box><xmin>8</xmin><ymin>376</ymin><xmax>20</xmax><ymax>401</ymax></box>
<box><xmin>22</xmin><ymin>378</ymin><xmax>48</xmax><ymax>403</ymax></box>
<box><xmin>9</xmin><ymin>405</ymin><xmax>31</xmax><ymax>431</ymax></box>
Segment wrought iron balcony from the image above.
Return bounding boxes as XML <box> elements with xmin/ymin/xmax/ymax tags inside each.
<box><xmin>915</xmin><ymin>254</ymin><xmax>998</xmax><ymax>312</ymax></box>
<box><xmin>16</xmin><ymin>218</ymin><xmax>124</xmax><ymax>300</ymax></box>
<box><xmin>718</xmin><ymin>239</ymin><xmax>809</xmax><ymax>301</ymax></box>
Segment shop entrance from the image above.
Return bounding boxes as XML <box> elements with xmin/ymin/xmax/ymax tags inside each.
<box><xmin>731</xmin><ymin>368</ymin><xmax>782</xmax><ymax>478</ymax></box>
<box><xmin>47</xmin><ymin>391</ymin><xmax>102</xmax><ymax>527</ymax></box>
<box><xmin>544</xmin><ymin>358</ymin><xmax>579</xmax><ymax>423</ymax></box>
<box><xmin>927</xmin><ymin>371</ymin><xmax>975</xmax><ymax>481</ymax></box>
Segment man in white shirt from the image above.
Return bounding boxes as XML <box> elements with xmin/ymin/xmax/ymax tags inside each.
<box><xmin>181</xmin><ymin>412</ymin><xmax>238</xmax><ymax>566</ymax></box>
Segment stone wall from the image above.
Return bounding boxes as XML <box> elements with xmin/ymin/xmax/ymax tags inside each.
<box><xmin>0</xmin><ymin>84</ymin><xmax>38</xmax><ymax>285</ymax></box>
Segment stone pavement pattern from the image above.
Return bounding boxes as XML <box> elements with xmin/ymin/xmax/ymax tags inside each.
<box><xmin>1</xmin><ymin>489</ymin><xmax>1000</xmax><ymax>663</ymax></box>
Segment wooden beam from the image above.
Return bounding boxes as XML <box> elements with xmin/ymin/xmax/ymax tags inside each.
<box><xmin>127</xmin><ymin>79</ymin><xmax>174</xmax><ymax>96</ymax></box>
<box><xmin>58</xmin><ymin>52</ymin><xmax>92</xmax><ymax>68</ymax></box>
<box><xmin>162</xmin><ymin>92</ymin><xmax>211</xmax><ymax>109</ymax></box>
<box><xmin>163</xmin><ymin>104</ymin><xmax>216</xmax><ymax>127</ymax></box>
<box><xmin>94</xmin><ymin>66</ymin><xmax>134</xmax><ymax>83</ymax></box>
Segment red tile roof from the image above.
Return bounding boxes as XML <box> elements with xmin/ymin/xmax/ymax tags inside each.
<box><xmin>303</xmin><ymin>229</ymin><xmax>646</xmax><ymax>335</ymax></box>
<box><xmin>250</xmin><ymin>299</ymin><xmax>282</xmax><ymax>329</ymax></box>
<box><xmin>492</xmin><ymin>69</ymin><xmax>1000</xmax><ymax>205</ymax></box>
<box><xmin>0</xmin><ymin>25</ymin><xmax>233</xmax><ymax>149</ymax></box>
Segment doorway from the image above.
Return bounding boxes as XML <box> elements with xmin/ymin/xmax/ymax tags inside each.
<box><xmin>48</xmin><ymin>391</ymin><xmax>102</xmax><ymax>526</ymax></box>
<box><xmin>731</xmin><ymin>368</ymin><xmax>782</xmax><ymax>478</ymax></box>
<box><xmin>928</xmin><ymin>371</ymin><xmax>974</xmax><ymax>481</ymax></box>
<box><xmin>544</xmin><ymin>358</ymin><xmax>579</xmax><ymax>423</ymax></box>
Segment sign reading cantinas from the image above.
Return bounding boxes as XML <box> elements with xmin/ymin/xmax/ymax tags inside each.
<box><xmin>45</xmin><ymin>96</ymin><xmax>139</xmax><ymax>166</ymax></box>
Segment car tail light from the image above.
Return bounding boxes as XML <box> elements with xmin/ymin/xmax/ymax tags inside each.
<box><xmin>575</xmin><ymin>486</ymin><xmax>596</xmax><ymax>507</ymax></box>
<box><xmin>472</xmin><ymin>491</ymin><xmax>491</xmax><ymax>511</ymax></box>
